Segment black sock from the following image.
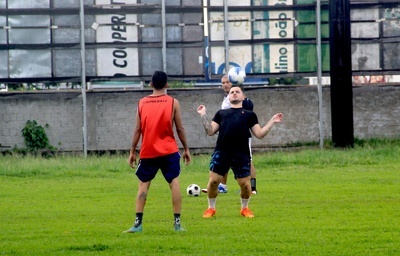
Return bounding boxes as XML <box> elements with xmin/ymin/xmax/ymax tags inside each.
<box><xmin>174</xmin><ymin>213</ymin><xmax>181</xmax><ymax>225</ymax></box>
<box><xmin>250</xmin><ymin>178</ymin><xmax>256</xmax><ymax>191</ymax></box>
<box><xmin>134</xmin><ymin>212</ymin><xmax>143</xmax><ymax>227</ymax></box>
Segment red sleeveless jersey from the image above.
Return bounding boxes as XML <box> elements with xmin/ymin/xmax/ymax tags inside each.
<box><xmin>138</xmin><ymin>94</ymin><xmax>179</xmax><ymax>158</ymax></box>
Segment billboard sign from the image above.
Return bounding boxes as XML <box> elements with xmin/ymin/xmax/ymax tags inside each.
<box><xmin>209</xmin><ymin>0</ymin><xmax>295</xmax><ymax>74</ymax></box>
<box><xmin>95</xmin><ymin>0</ymin><xmax>139</xmax><ymax>77</ymax></box>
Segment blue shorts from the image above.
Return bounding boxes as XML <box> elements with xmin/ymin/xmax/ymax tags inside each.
<box><xmin>209</xmin><ymin>150</ymin><xmax>251</xmax><ymax>179</ymax></box>
<box><xmin>136</xmin><ymin>152</ymin><xmax>181</xmax><ymax>183</ymax></box>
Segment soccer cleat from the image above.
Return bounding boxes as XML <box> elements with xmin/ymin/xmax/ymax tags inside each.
<box><xmin>218</xmin><ymin>184</ymin><xmax>228</xmax><ymax>193</ymax></box>
<box><xmin>174</xmin><ymin>224</ymin><xmax>186</xmax><ymax>231</ymax></box>
<box><xmin>240</xmin><ymin>207</ymin><xmax>254</xmax><ymax>218</ymax></box>
<box><xmin>122</xmin><ymin>224</ymin><xmax>142</xmax><ymax>233</ymax></box>
<box><xmin>201</xmin><ymin>188</ymin><xmax>208</xmax><ymax>193</ymax></box>
<box><xmin>251</xmin><ymin>190</ymin><xmax>257</xmax><ymax>195</ymax></box>
<box><xmin>203</xmin><ymin>208</ymin><xmax>216</xmax><ymax>218</ymax></box>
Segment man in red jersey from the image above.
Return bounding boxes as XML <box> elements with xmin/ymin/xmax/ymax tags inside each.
<box><xmin>123</xmin><ymin>71</ymin><xmax>191</xmax><ymax>233</ymax></box>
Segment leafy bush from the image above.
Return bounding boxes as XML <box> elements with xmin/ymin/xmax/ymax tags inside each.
<box><xmin>21</xmin><ymin>120</ymin><xmax>56</xmax><ymax>152</ymax></box>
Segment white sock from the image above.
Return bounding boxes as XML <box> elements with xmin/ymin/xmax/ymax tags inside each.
<box><xmin>241</xmin><ymin>198</ymin><xmax>250</xmax><ymax>209</ymax></box>
<box><xmin>208</xmin><ymin>198</ymin><xmax>216</xmax><ymax>209</ymax></box>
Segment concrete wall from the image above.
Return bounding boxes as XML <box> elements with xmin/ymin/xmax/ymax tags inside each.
<box><xmin>1</xmin><ymin>85</ymin><xmax>399</xmax><ymax>153</ymax></box>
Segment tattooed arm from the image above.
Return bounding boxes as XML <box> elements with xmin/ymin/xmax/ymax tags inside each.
<box><xmin>197</xmin><ymin>105</ymin><xmax>219</xmax><ymax>136</ymax></box>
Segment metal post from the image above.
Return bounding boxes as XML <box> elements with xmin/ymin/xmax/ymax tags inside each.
<box><xmin>316</xmin><ymin>0</ymin><xmax>324</xmax><ymax>149</ymax></box>
<box><xmin>329</xmin><ymin>0</ymin><xmax>354</xmax><ymax>148</ymax></box>
<box><xmin>161</xmin><ymin>0</ymin><xmax>167</xmax><ymax>72</ymax></box>
<box><xmin>223</xmin><ymin>0</ymin><xmax>229</xmax><ymax>73</ymax></box>
<box><xmin>203</xmin><ymin>0</ymin><xmax>211</xmax><ymax>80</ymax></box>
<box><xmin>80</xmin><ymin>0</ymin><xmax>88</xmax><ymax>158</ymax></box>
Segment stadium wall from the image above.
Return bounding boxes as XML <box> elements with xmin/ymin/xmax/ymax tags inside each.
<box><xmin>1</xmin><ymin>85</ymin><xmax>399</xmax><ymax>153</ymax></box>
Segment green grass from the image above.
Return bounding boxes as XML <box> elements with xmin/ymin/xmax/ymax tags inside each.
<box><xmin>1</xmin><ymin>139</ymin><xmax>400</xmax><ymax>255</ymax></box>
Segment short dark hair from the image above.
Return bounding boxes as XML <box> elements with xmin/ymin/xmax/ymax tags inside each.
<box><xmin>230</xmin><ymin>84</ymin><xmax>244</xmax><ymax>93</ymax></box>
<box><xmin>151</xmin><ymin>71</ymin><xmax>168</xmax><ymax>89</ymax></box>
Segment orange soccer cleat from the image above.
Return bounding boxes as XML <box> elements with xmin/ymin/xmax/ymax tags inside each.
<box><xmin>202</xmin><ymin>208</ymin><xmax>216</xmax><ymax>218</ymax></box>
<box><xmin>240</xmin><ymin>207</ymin><xmax>254</xmax><ymax>218</ymax></box>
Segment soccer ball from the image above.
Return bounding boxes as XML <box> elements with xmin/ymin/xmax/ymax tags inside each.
<box><xmin>228</xmin><ymin>67</ymin><xmax>246</xmax><ymax>85</ymax></box>
<box><xmin>186</xmin><ymin>184</ymin><xmax>201</xmax><ymax>197</ymax></box>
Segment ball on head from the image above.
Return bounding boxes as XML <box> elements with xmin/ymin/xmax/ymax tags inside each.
<box><xmin>228</xmin><ymin>67</ymin><xmax>246</xmax><ymax>85</ymax></box>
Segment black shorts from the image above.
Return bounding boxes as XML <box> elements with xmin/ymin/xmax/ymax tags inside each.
<box><xmin>209</xmin><ymin>150</ymin><xmax>251</xmax><ymax>179</ymax></box>
<box><xmin>135</xmin><ymin>152</ymin><xmax>181</xmax><ymax>183</ymax></box>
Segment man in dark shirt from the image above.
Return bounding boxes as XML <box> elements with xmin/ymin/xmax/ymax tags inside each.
<box><xmin>197</xmin><ymin>85</ymin><xmax>283</xmax><ymax>218</ymax></box>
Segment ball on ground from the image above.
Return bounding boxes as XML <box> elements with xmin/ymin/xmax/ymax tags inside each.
<box><xmin>187</xmin><ymin>184</ymin><xmax>201</xmax><ymax>196</ymax></box>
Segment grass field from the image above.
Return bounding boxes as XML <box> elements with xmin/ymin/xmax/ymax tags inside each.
<box><xmin>1</xmin><ymin>139</ymin><xmax>400</xmax><ymax>255</ymax></box>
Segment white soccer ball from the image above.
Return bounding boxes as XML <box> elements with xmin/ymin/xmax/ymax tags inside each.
<box><xmin>228</xmin><ymin>67</ymin><xmax>246</xmax><ymax>85</ymax></box>
<box><xmin>186</xmin><ymin>184</ymin><xmax>201</xmax><ymax>197</ymax></box>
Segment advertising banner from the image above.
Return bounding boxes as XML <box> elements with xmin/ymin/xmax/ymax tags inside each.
<box><xmin>208</xmin><ymin>0</ymin><xmax>251</xmax><ymax>74</ymax></box>
<box><xmin>209</xmin><ymin>0</ymin><xmax>295</xmax><ymax>74</ymax></box>
<box><xmin>253</xmin><ymin>0</ymin><xmax>294</xmax><ymax>39</ymax></box>
<box><xmin>211</xmin><ymin>45</ymin><xmax>252</xmax><ymax>75</ymax></box>
<box><xmin>209</xmin><ymin>11</ymin><xmax>252</xmax><ymax>41</ymax></box>
<box><xmin>253</xmin><ymin>0</ymin><xmax>295</xmax><ymax>73</ymax></box>
<box><xmin>0</xmin><ymin>0</ymin><xmax>398</xmax><ymax>81</ymax></box>
<box><xmin>253</xmin><ymin>44</ymin><xmax>295</xmax><ymax>73</ymax></box>
<box><xmin>95</xmin><ymin>0</ymin><xmax>139</xmax><ymax>76</ymax></box>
